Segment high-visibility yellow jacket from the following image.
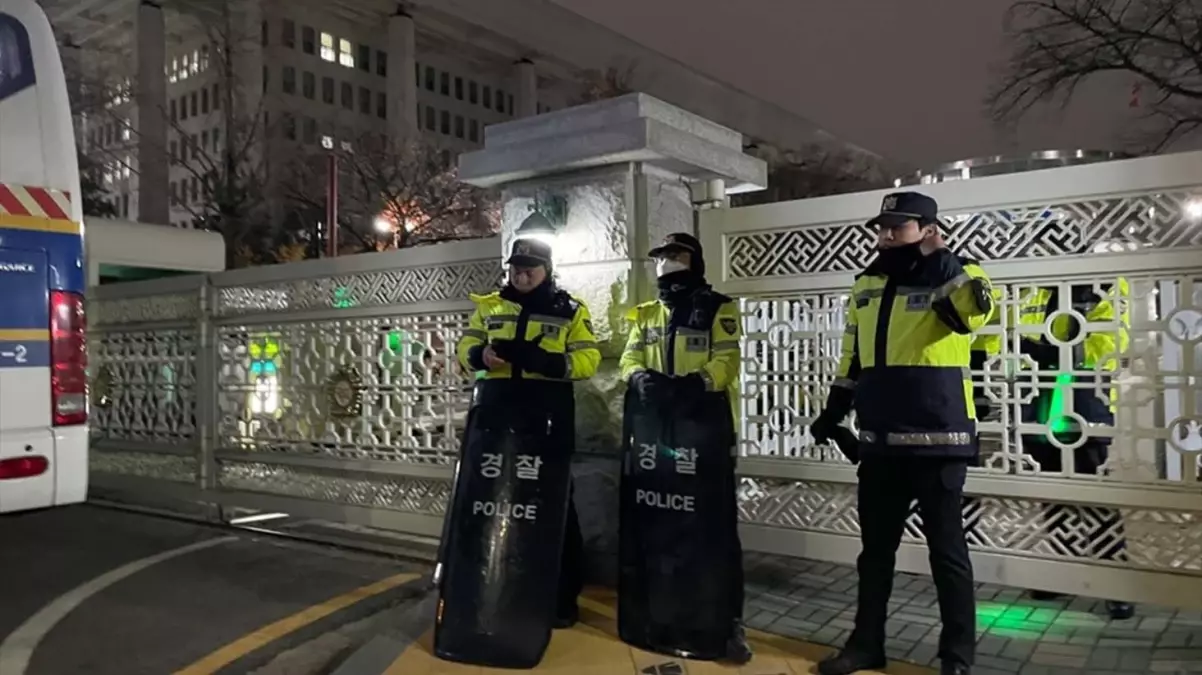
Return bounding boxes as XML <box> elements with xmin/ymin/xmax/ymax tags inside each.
<box><xmin>834</xmin><ymin>252</ymin><xmax>995</xmax><ymax>458</ymax></box>
<box><xmin>455</xmin><ymin>290</ymin><xmax>601</xmax><ymax>381</ymax></box>
<box><xmin>978</xmin><ymin>280</ymin><xmax>1130</xmax><ymax>434</ymax></box>
<box><xmin>619</xmin><ymin>291</ymin><xmax>742</xmax><ymax>422</ymax></box>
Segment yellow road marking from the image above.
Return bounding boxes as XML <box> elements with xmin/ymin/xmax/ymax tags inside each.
<box><xmin>0</xmin><ymin>214</ymin><xmax>80</xmax><ymax>235</ymax></box>
<box><xmin>174</xmin><ymin>572</ymin><xmax>421</xmax><ymax>675</ymax></box>
<box><xmin>387</xmin><ymin>589</ymin><xmax>936</xmax><ymax>674</ymax></box>
<box><xmin>0</xmin><ymin>330</ymin><xmax>49</xmax><ymax>341</ymax></box>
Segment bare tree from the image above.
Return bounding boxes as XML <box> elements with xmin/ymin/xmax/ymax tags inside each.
<box><xmin>733</xmin><ymin>142</ymin><xmax>890</xmax><ymax>206</ymax></box>
<box><xmin>66</xmin><ymin>2</ymin><xmax>278</xmax><ymax>267</ymax></box>
<box><xmin>574</xmin><ymin>62</ymin><xmax>637</xmax><ymax>104</ymax></box>
<box><xmin>282</xmin><ymin>133</ymin><xmax>499</xmax><ymax>255</ymax></box>
<box><xmin>76</xmin><ymin>149</ymin><xmax>119</xmax><ymax>218</ymax></box>
<box><xmin>988</xmin><ymin>0</ymin><xmax>1202</xmax><ymax>150</ymax></box>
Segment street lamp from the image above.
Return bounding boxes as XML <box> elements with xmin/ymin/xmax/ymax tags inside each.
<box><xmin>515</xmin><ymin>210</ymin><xmax>555</xmax><ymax>243</ymax></box>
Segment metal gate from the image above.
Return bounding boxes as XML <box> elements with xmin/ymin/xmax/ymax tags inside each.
<box><xmin>88</xmin><ymin>238</ymin><xmax>500</xmax><ymax>538</ymax></box>
<box><xmin>702</xmin><ymin>151</ymin><xmax>1202</xmax><ymax>608</ymax></box>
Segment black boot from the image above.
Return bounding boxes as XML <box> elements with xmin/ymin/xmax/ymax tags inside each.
<box><xmin>941</xmin><ymin>661</ymin><xmax>971</xmax><ymax>675</ymax></box>
<box><xmin>816</xmin><ymin>649</ymin><xmax>887</xmax><ymax>675</ymax></box>
<box><xmin>1028</xmin><ymin>589</ymin><xmax>1064</xmax><ymax>601</ymax></box>
<box><xmin>1106</xmin><ymin>601</ymin><xmax>1135</xmax><ymax>620</ymax></box>
<box><xmin>553</xmin><ymin>603</ymin><xmax>579</xmax><ymax>629</ymax></box>
<box><xmin>723</xmin><ymin>621</ymin><xmax>752</xmax><ymax>665</ymax></box>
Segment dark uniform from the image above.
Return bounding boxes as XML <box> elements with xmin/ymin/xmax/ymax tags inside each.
<box><xmin>454</xmin><ymin>238</ymin><xmax>601</xmax><ymax>628</ymax></box>
<box><xmin>618</xmin><ymin>232</ymin><xmax>750</xmax><ymax>664</ymax></box>
<box><xmin>812</xmin><ymin>193</ymin><xmax>994</xmax><ymax>675</ymax></box>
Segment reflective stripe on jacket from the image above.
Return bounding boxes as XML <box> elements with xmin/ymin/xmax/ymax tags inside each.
<box><xmin>455</xmin><ymin>291</ymin><xmax>601</xmax><ymax>381</ymax></box>
<box><xmin>970</xmin><ymin>280</ymin><xmax>1129</xmax><ymax>422</ymax></box>
<box><xmin>835</xmin><ymin>252</ymin><xmax>994</xmax><ymax>457</ymax></box>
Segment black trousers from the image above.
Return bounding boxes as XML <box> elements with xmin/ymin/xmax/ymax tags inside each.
<box><xmin>558</xmin><ymin>481</ymin><xmax>584</xmax><ymax>615</ymax></box>
<box><xmin>849</xmin><ymin>457</ymin><xmax>975</xmax><ymax>667</ymax></box>
<box><xmin>1027</xmin><ymin>440</ymin><xmax>1127</xmax><ymax>562</ymax></box>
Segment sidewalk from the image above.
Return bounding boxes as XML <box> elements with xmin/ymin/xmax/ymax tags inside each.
<box><xmin>742</xmin><ymin>553</ymin><xmax>1202</xmax><ymax>674</ymax></box>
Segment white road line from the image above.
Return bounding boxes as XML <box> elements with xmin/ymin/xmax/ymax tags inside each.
<box><xmin>0</xmin><ymin>536</ymin><xmax>238</xmax><ymax>675</ymax></box>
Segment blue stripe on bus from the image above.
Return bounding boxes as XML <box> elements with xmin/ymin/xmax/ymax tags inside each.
<box><xmin>0</xmin><ymin>247</ymin><xmax>50</xmax><ymax>330</ymax></box>
<box><xmin>0</xmin><ymin>229</ymin><xmax>84</xmax><ymax>292</ymax></box>
<box><xmin>0</xmin><ymin>339</ymin><xmax>50</xmax><ymax>368</ymax></box>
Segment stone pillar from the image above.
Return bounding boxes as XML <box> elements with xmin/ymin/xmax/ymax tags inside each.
<box><xmin>459</xmin><ymin>93</ymin><xmax>766</xmax><ymax>584</ymax></box>
<box><xmin>387</xmin><ymin>11</ymin><xmax>419</xmax><ymax>136</ymax></box>
<box><xmin>136</xmin><ymin>1</ymin><xmax>169</xmax><ymax>224</ymax></box>
<box><xmin>514</xmin><ymin>58</ymin><xmax>537</xmax><ymax>118</ymax></box>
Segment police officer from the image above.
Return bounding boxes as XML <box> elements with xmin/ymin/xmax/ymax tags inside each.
<box><xmin>1015</xmin><ymin>279</ymin><xmax>1134</xmax><ymax>619</ymax></box>
<box><xmin>619</xmin><ymin>232</ymin><xmax>751</xmax><ymax>664</ymax></box>
<box><xmin>811</xmin><ymin>192</ymin><xmax>994</xmax><ymax>675</ymax></box>
<box><xmin>455</xmin><ymin>236</ymin><xmax>601</xmax><ymax>629</ymax></box>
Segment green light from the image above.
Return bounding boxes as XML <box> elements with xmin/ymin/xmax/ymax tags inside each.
<box><xmin>1045</xmin><ymin>372</ymin><xmax>1076</xmax><ymax>435</ymax></box>
<box><xmin>333</xmin><ymin>286</ymin><xmax>354</xmax><ymax>308</ymax></box>
<box><xmin>976</xmin><ymin>601</ymin><xmax>1099</xmax><ymax>640</ymax></box>
<box><xmin>248</xmin><ymin>338</ymin><xmax>279</xmax><ymax>360</ymax></box>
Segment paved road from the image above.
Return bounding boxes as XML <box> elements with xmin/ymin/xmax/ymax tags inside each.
<box><xmin>0</xmin><ymin>505</ymin><xmax>427</xmax><ymax>675</ymax></box>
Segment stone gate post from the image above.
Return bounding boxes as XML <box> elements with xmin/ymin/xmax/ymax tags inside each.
<box><xmin>458</xmin><ymin>92</ymin><xmax>766</xmax><ymax>584</ymax></box>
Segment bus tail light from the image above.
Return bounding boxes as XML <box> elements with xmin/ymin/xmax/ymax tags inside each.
<box><xmin>0</xmin><ymin>456</ymin><xmax>49</xmax><ymax>480</ymax></box>
<box><xmin>50</xmin><ymin>290</ymin><xmax>87</xmax><ymax>426</ymax></box>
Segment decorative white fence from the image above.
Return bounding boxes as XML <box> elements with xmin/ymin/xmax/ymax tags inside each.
<box><xmin>702</xmin><ymin>151</ymin><xmax>1202</xmax><ymax>608</ymax></box>
<box><xmin>88</xmin><ymin>238</ymin><xmax>501</xmax><ymax>537</ymax></box>
<box><xmin>88</xmin><ymin>152</ymin><xmax>1202</xmax><ymax>608</ymax></box>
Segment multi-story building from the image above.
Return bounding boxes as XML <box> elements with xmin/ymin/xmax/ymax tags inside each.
<box><xmin>45</xmin><ymin>0</ymin><xmax>879</xmax><ymax>228</ymax></box>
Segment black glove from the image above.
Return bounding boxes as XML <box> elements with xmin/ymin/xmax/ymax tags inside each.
<box><xmin>495</xmin><ymin>335</ymin><xmax>566</xmax><ymax>378</ymax></box>
<box><xmin>1019</xmin><ymin>337</ymin><xmax>1057</xmax><ymax>368</ymax></box>
<box><xmin>974</xmin><ymin>397</ymin><xmax>994</xmax><ymax>422</ymax></box>
<box><xmin>672</xmin><ymin>372</ymin><xmax>707</xmax><ymax>399</ymax></box>
<box><xmin>489</xmin><ymin>338</ymin><xmax>519</xmax><ymax>363</ymax></box>
<box><xmin>629</xmin><ymin>370</ymin><xmax>668</xmax><ymax>405</ymax></box>
<box><xmin>810</xmin><ymin>411</ymin><xmax>840</xmax><ymax>445</ymax></box>
<box><xmin>829</xmin><ymin>426</ymin><xmax>861</xmax><ymax>464</ymax></box>
<box><xmin>811</xmin><ymin>386</ymin><xmax>854</xmax><ymax>444</ymax></box>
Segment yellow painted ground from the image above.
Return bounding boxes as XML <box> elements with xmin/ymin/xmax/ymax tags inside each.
<box><xmin>385</xmin><ymin>588</ymin><xmax>935</xmax><ymax>674</ymax></box>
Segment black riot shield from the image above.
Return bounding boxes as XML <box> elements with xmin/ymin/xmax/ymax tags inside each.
<box><xmin>433</xmin><ymin>400</ymin><xmax>574</xmax><ymax>669</ymax></box>
<box><xmin>618</xmin><ymin>387</ymin><xmax>738</xmax><ymax>660</ymax></box>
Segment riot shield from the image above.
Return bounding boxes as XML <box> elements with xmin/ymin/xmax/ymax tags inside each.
<box><xmin>433</xmin><ymin>402</ymin><xmax>574</xmax><ymax>668</ymax></box>
<box><xmin>618</xmin><ymin>388</ymin><xmax>738</xmax><ymax>661</ymax></box>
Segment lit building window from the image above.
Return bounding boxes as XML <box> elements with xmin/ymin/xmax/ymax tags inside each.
<box><xmin>338</xmin><ymin>39</ymin><xmax>354</xmax><ymax>68</ymax></box>
<box><xmin>320</xmin><ymin>33</ymin><xmax>336</xmax><ymax>62</ymax></box>
<box><xmin>169</xmin><ymin>57</ymin><xmax>179</xmax><ymax>83</ymax></box>
<box><xmin>181</xmin><ymin>54</ymin><xmax>190</xmax><ymax>80</ymax></box>
<box><xmin>191</xmin><ymin>50</ymin><xmax>200</xmax><ymax>74</ymax></box>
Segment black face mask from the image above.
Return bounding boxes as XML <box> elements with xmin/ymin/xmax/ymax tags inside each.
<box><xmin>874</xmin><ymin>241</ymin><xmax>924</xmax><ymax>276</ymax></box>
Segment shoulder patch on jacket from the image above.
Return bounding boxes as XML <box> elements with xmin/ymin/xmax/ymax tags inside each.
<box><xmin>719</xmin><ymin>317</ymin><xmax>738</xmax><ymax>334</ymax></box>
<box><xmin>468</xmin><ymin>291</ymin><xmax>501</xmax><ymax>304</ymax></box>
<box><xmin>624</xmin><ymin>300</ymin><xmax>660</xmax><ymax>323</ymax></box>
<box><xmin>582</xmin><ymin>318</ymin><xmax>595</xmax><ymax>335</ymax></box>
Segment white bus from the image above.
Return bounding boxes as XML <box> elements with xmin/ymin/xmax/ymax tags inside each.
<box><xmin>0</xmin><ymin>0</ymin><xmax>88</xmax><ymax>513</ymax></box>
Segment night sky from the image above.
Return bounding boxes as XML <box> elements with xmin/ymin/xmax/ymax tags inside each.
<box><xmin>551</xmin><ymin>0</ymin><xmax>1140</xmax><ymax>168</ymax></box>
